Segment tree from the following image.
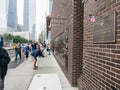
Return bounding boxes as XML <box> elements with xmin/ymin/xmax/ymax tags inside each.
<box><xmin>2</xmin><ymin>33</ymin><xmax>30</xmax><ymax>43</ymax></box>
<box><xmin>38</xmin><ymin>38</ymin><xmax>41</xmax><ymax>43</ymax></box>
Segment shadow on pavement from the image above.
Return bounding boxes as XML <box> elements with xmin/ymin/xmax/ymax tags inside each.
<box><xmin>8</xmin><ymin>59</ymin><xmax>24</xmax><ymax>69</ymax></box>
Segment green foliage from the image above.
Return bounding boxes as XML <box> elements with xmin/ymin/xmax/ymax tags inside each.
<box><xmin>2</xmin><ymin>33</ymin><xmax>30</xmax><ymax>43</ymax></box>
<box><xmin>38</xmin><ymin>38</ymin><xmax>41</xmax><ymax>43</ymax></box>
<box><xmin>7</xmin><ymin>33</ymin><xmax>13</xmax><ymax>39</ymax></box>
<box><xmin>29</xmin><ymin>40</ymin><xmax>32</xmax><ymax>43</ymax></box>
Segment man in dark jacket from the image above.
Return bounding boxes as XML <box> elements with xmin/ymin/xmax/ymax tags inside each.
<box><xmin>31</xmin><ymin>48</ymin><xmax>45</xmax><ymax>70</ymax></box>
<box><xmin>24</xmin><ymin>43</ymin><xmax>30</xmax><ymax>61</ymax></box>
<box><xmin>0</xmin><ymin>47</ymin><xmax>10</xmax><ymax>90</ymax></box>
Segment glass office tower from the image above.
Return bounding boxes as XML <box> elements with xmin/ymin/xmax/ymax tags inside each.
<box><xmin>7</xmin><ymin>0</ymin><xmax>17</xmax><ymax>32</ymax></box>
<box><xmin>23</xmin><ymin>0</ymin><xmax>36</xmax><ymax>40</ymax></box>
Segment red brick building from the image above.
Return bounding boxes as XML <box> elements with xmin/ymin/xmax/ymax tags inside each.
<box><xmin>51</xmin><ymin>0</ymin><xmax>120</xmax><ymax>90</ymax></box>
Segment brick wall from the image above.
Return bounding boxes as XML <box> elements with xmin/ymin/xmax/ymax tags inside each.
<box><xmin>51</xmin><ymin>0</ymin><xmax>83</xmax><ymax>86</ymax></box>
<box><xmin>51</xmin><ymin>0</ymin><xmax>120</xmax><ymax>89</ymax></box>
<box><xmin>72</xmin><ymin>0</ymin><xmax>83</xmax><ymax>86</ymax></box>
<box><xmin>78</xmin><ymin>0</ymin><xmax>120</xmax><ymax>90</ymax></box>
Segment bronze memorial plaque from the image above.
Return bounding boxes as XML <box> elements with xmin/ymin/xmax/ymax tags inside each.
<box><xmin>94</xmin><ymin>12</ymin><xmax>116</xmax><ymax>43</ymax></box>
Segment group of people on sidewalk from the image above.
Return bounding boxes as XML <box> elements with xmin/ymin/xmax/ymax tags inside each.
<box><xmin>0</xmin><ymin>38</ymin><xmax>51</xmax><ymax>90</ymax></box>
<box><xmin>15</xmin><ymin>40</ymin><xmax>51</xmax><ymax>70</ymax></box>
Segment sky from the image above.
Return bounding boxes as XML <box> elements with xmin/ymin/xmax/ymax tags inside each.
<box><xmin>36</xmin><ymin>0</ymin><xmax>49</xmax><ymax>32</ymax></box>
<box><xmin>17</xmin><ymin>0</ymin><xmax>23</xmax><ymax>25</ymax></box>
<box><xmin>0</xmin><ymin>0</ymin><xmax>7</xmax><ymax>29</ymax></box>
<box><xmin>17</xmin><ymin>0</ymin><xmax>49</xmax><ymax>32</ymax></box>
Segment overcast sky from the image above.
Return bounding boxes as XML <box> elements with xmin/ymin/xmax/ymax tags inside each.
<box><xmin>17</xmin><ymin>0</ymin><xmax>23</xmax><ymax>25</ymax></box>
<box><xmin>17</xmin><ymin>0</ymin><xmax>49</xmax><ymax>32</ymax></box>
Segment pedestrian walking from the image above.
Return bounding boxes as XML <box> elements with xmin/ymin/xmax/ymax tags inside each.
<box><xmin>24</xmin><ymin>43</ymin><xmax>30</xmax><ymax>61</ymax></box>
<box><xmin>30</xmin><ymin>41</ymin><xmax>38</xmax><ymax>61</ymax></box>
<box><xmin>0</xmin><ymin>47</ymin><xmax>11</xmax><ymax>90</ymax></box>
<box><xmin>15</xmin><ymin>42</ymin><xmax>22</xmax><ymax>60</ymax></box>
<box><xmin>30</xmin><ymin>48</ymin><xmax>45</xmax><ymax>70</ymax></box>
<box><xmin>46</xmin><ymin>44</ymin><xmax>51</xmax><ymax>55</ymax></box>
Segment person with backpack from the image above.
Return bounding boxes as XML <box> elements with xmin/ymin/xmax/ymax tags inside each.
<box><xmin>30</xmin><ymin>46</ymin><xmax>46</xmax><ymax>70</ymax></box>
<box><xmin>0</xmin><ymin>47</ymin><xmax>11</xmax><ymax>90</ymax></box>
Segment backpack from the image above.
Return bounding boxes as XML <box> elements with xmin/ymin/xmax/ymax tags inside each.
<box><xmin>0</xmin><ymin>48</ymin><xmax>11</xmax><ymax>66</ymax></box>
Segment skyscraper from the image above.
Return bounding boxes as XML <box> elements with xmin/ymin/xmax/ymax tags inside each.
<box><xmin>7</xmin><ymin>0</ymin><xmax>17</xmax><ymax>32</ymax></box>
<box><xmin>23</xmin><ymin>0</ymin><xmax>29</xmax><ymax>31</ymax></box>
<box><xmin>23</xmin><ymin>0</ymin><xmax>36</xmax><ymax>40</ymax></box>
<box><xmin>6</xmin><ymin>0</ymin><xmax>9</xmax><ymax>19</ymax></box>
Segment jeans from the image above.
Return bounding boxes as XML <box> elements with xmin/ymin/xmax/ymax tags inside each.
<box><xmin>15</xmin><ymin>51</ymin><xmax>21</xmax><ymax>60</ymax></box>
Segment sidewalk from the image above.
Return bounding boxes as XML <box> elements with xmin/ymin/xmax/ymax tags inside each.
<box><xmin>4</xmin><ymin>54</ymin><xmax>78</xmax><ymax>90</ymax></box>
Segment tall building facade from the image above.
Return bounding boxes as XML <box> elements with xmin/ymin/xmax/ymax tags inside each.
<box><xmin>23</xmin><ymin>0</ymin><xmax>36</xmax><ymax>40</ymax></box>
<box><xmin>51</xmin><ymin>0</ymin><xmax>83</xmax><ymax>87</ymax></box>
<box><xmin>6</xmin><ymin>0</ymin><xmax>9</xmax><ymax>20</ymax></box>
<box><xmin>7</xmin><ymin>0</ymin><xmax>17</xmax><ymax>32</ymax></box>
<box><xmin>23</xmin><ymin>0</ymin><xmax>29</xmax><ymax>31</ymax></box>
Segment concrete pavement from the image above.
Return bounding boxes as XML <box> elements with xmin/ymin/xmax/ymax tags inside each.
<box><xmin>4</xmin><ymin>53</ymin><xmax>78</xmax><ymax>90</ymax></box>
